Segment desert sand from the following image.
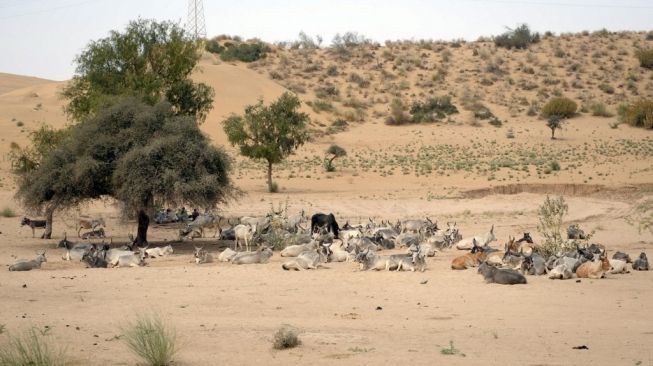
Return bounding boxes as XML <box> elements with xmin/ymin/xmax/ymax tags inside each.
<box><xmin>1</xmin><ymin>31</ymin><xmax>652</xmax><ymax>365</ymax></box>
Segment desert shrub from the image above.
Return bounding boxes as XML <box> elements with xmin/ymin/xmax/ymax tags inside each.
<box><xmin>1</xmin><ymin>207</ymin><xmax>16</xmax><ymax>217</ymax></box>
<box><xmin>590</xmin><ymin>102</ymin><xmax>614</xmax><ymax>117</ymax></box>
<box><xmin>488</xmin><ymin>118</ymin><xmax>503</xmax><ymax>127</ymax></box>
<box><xmin>308</xmin><ymin>99</ymin><xmax>334</xmax><ymax>114</ymax></box>
<box><xmin>324</xmin><ymin>144</ymin><xmax>346</xmax><ymax>172</ymax></box>
<box><xmin>205</xmin><ymin>38</ymin><xmax>225</xmax><ymax>54</ymax></box>
<box><xmin>268</xmin><ymin>70</ymin><xmax>283</xmax><ymax>80</ymax></box>
<box><xmin>290</xmin><ymin>31</ymin><xmax>322</xmax><ymax>49</ymax></box>
<box><xmin>0</xmin><ymin>327</ymin><xmax>67</xmax><ymax>366</ymax></box>
<box><xmin>646</xmin><ymin>32</ymin><xmax>653</xmax><ymax>41</ymax></box>
<box><xmin>626</xmin><ymin>198</ymin><xmax>653</xmax><ymax>234</ymax></box>
<box><xmin>550</xmin><ymin>160</ymin><xmax>561</xmax><ymax>171</ymax></box>
<box><xmin>325</xmin><ymin>65</ymin><xmax>338</xmax><ymax>76</ymax></box>
<box><xmin>494</xmin><ymin>24</ymin><xmax>540</xmax><ymax>49</ymax></box>
<box><xmin>536</xmin><ymin>196</ymin><xmax>573</xmax><ymax>258</ymax></box>
<box><xmin>636</xmin><ymin>48</ymin><xmax>653</xmax><ymax>69</ymax></box>
<box><xmin>409</xmin><ymin>96</ymin><xmax>458</xmax><ymax>122</ymax></box>
<box><xmin>599</xmin><ymin>83</ymin><xmax>615</xmax><ymax>94</ymax></box>
<box><xmin>348</xmin><ymin>73</ymin><xmax>370</xmax><ymax>88</ymax></box>
<box><xmin>273</xmin><ymin>325</ymin><xmax>300</xmax><ymax>350</ymax></box>
<box><xmin>314</xmin><ymin>84</ymin><xmax>339</xmax><ymax>99</ymax></box>
<box><xmin>269</xmin><ymin>182</ymin><xmax>279</xmax><ymax>193</ymax></box>
<box><xmin>220</xmin><ymin>42</ymin><xmax>268</xmax><ymax>62</ymax></box>
<box><xmin>16</xmin><ymin>121</ymin><xmax>24</xmax><ymax>127</ymax></box>
<box><xmin>122</xmin><ymin>314</ymin><xmax>178</xmax><ymax>366</ymax></box>
<box><xmin>385</xmin><ymin>98</ymin><xmax>411</xmax><ymax>125</ymax></box>
<box><xmin>327</xmin><ymin>118</ymin><xmax>348</xmax><ymax>134</ymax></box>
<box><xmin>541</xmin><ymin>97</ymin><xmax>577</xmax><ymax>118</ymax></box>
<box><xmin>506</xmin><ymin>128</ymin><xmax>515</xmax><ymax>138</ymax></box>
<box><xmin>331</xmin><ymin>32</ymin><xmax>371</xmax><ymax>48</ymax></box>
<box><xmin>618</xmin><ymin>99</ymin><xmax>653</xmax><ymax>129</ymax></box>
<box><xmin>342</xmin><ymin>97</ymin><xmax>367</xmax><ymax>110</ymax></box>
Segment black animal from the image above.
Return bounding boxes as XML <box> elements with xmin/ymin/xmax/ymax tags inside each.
<box><xmin>82</xmin><ymin>247</ymin><xmax>108</xmax><ymax>268</ymax></box>
<box><xmin>220</xmin><ymin>227</ymin><xmax>236</xmax><ymax>241</ymax></box>
<box><xmin>516</xmin><ymin>232</ymin><xmax>533</xmax><ymax>244</ymax></box>
<box><xmin>612</xmin><ymin>251</ymin><xmax>632</xmax><ymax>263</ymax></box>
<box><xmin>632</xmin><ymin>252</ymin><xmax>649</xmax><ymax>271</ymax></box>
<box><xmin>478</xmin><ymin>262</ymin><xmax>527</xmax><ymax>285</ymax></box>
<box><xmin>311</xmin><ymin>213</ymin><xmax>340</xmax><ymax>239</ymax></box>
<box><xmin>567</xmin><ymin>224</ymin><xmax>587</xmax><ymax>240</ymax></box>
<box><xmin>20</xmin><ymin>217</ymin><xmax>47</xmax><ymax>238</ymax></box>
<box><xmin>587</xmin><ymin>243</ymin><xmax>605</xmax><ymax>255</ymax></box>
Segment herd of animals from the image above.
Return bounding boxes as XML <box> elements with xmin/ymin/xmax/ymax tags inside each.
<box><xmin>9</xmin><ymin>212</ymin><xmax>651</xmax><ymax>285</ymax></box>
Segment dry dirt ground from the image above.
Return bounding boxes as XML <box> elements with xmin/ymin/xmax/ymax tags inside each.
<box><xmin>1</xmin><ymin>33</ymin><xmax>653</xmax><ymax>364</ymax></box>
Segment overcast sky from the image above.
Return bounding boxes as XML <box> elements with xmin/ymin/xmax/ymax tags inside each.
<box><xmin>0</xmin><ymin>0</ymin><xmax>651</xmax><ymax>80</ymax></box>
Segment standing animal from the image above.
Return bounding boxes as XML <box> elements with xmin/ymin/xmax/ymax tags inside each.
<box><xmin>9</xmin><ymin>250</ymin><xmax>47</xmax><ymax>271</ymax></box>
<box><xmin>455</xmin><ymin>225</ymin><xmax>497</xmax><ymax>250</ymax></box>
<box><xmin>234</xmin><ymin>224</ymin><xmax>257</xmax><ymax>251</ymax></box>
<box><xmin>632</xmin><ymin>252</ymin><xmax>649</xmax><ymax>271</ymax></box>
<box><xmin>575</xmin><ymin>251</ymin><xmax>610</xmax><ymax>278</ymax></box>
<box><xmin>400</xmin><ymin>218</ymin><xmax>436</xmax><ymax>234</ymax></box>
<box><xmin>193</xmin><ymin>247</ymin><xmax>213</xmax><ymax>264</ymax></box>
<box><xmin>80</xmin><ymin>228</ymin><xmax>106</xmax><ymax>240</ymax></box>
<box><xmin>451</xmin><ymin>239</ymin><xmax>487</xmax><ymax>270</ymax></box>
<box><xmin>231</xmin><ymin>247</ymin><xmax>273</xmax><ymax>265</ymax></box>
<box><xmin>477</xmin><ymin>262</ymin><xmax>527</xmax><ymax>285</ymax></box>
<box><xmin>145</xmin><ymin>245</ymin><xmax>173</xmax><ymax>257</ymax></box>
<box><xmin>181</xmin><ymin>213</ymin><xmax>221</xmax><ymax>238</ymax></box>
<box><xmin>310</xmin><ymin>213</ymin><xmax>340</xmax><ymax>238</ymax></box>
<box><xmin>77</xmin><ymin>218</ymin><xmax>106</xmax><ymax>237</ymax></box>
<box><xmin>20</xmin><ymin>217</ymin><xmax>47</xmax><ymax>238</ymax></box>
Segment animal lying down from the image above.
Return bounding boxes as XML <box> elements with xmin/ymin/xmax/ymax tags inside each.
<box><xmin>9</xmin><ymin>251</ymin><xmax>47</xmax><ymax>271</ymax></box>
<box><xmin>477</xmin><ymin>262</ymin><xmax>527</xmax><ymax>285</ymax></box>
<box><xmin>355</xmin><ymin>245</ymin><xmax>426</xmax><ymax>272</ymax></box>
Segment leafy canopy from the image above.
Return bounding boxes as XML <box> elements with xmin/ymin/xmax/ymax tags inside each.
<box><xmin>16</xmin><ymin>98</ymin><xmax>233</xmax><ymax>215</ymax></box>
<box><xmin>62</xmin><ymin>19</ymin><xmax>214</xmax><ymax>122</ymax></box>
<box><xmin>223</xmin><ymin>92</ymin><xmax>309</xmax><ymax>164</ymax></box>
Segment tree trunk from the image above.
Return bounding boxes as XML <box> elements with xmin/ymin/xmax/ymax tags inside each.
<box><xmin>551</xmin><ymin>128</ymin><xmax>556</xmax><ymax>140</ymax></box>
<box><xmin>41</xmin><ymin>207</ymin><xmax>54</xmax><ymax>239</ymax></box>
<box><xmin>327</xmin><ymin>156</ymin><xmax>336</xmax><ymax>171</ymax></box>
<box><xmin>267</xmin><ymin>160</ymin><xmax>273</xmax><ymax>192</ymax></box>
<box><xmin>135</xmin><ymin>209</ymin><xmax>149</xmax><ymax>246</ymax></box>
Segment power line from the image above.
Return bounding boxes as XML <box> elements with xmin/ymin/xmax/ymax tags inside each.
<box><xmin>460</xmin><ymin>0</ymin><xmax>653</xmax><ymax>10</ymax></box>
<box><xmin>0</xmin><ymin>0</ymin><xmax>106</xmax><ymax>20</ymax></box>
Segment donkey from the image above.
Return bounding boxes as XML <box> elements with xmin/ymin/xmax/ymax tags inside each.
<box><xmin>20</xmin><ymin>217</ymin><xmax>47</xmax><ymax>238</ymax></box>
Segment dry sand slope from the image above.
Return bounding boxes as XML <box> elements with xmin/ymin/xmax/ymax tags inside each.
<box><xmin>0</xmin><ymin>39</ymin><xmax>652</xmax><ymax>364</ymax></box>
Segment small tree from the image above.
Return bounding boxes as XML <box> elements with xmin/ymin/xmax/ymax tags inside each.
<box><xmin>324</xmin><ymin>144</ymin><xmax>346</xmax><ymax>172</ymax></box>
<box><xmin>62</xmin><ymin>19</ymin><xmax>214</xmax><ymax>122</ymax></box>
<box><xmin>546</xmin><ymin>115</ymin><xmax>564</xmax><ymax>139</ymax></box>
<box><xmin>536</xmin><ymin>195</ymin><xmax>571</xmax><ymax>257</ymax></box>
<box><xmin>223</xmin><ymin>92</ymin><xmax>309</xmax><ymax>192</ymax></box>
<box><xmin>11</xmin><ymin>126</ymin><xmax>68</xmax><ymax>238</ymax></box>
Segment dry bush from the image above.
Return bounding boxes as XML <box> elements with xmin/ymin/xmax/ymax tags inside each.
<box><xmin>122</xmin><ymin>314</ymin><xmax>178</xmax><ymax>366</ymax></box>
<box><xmin>0</xmin><ymin>327</ymin><xmax>67</xmax><ymax>366</ymax></box>
<box><xmin>541</xmin><ymin>97</ymin><xmax>577</xmax><ymax>118</ymax></box>
<box><xmin>619</xmin><ymin>99</ymin><xmax>653</xmax><ymax>129</ymax></box>
<box><xmin>636</xmin><ymin>48</ymin><xmax>653</xmax><ymax>69</ymax></box>
<box><xmin>273</xmin><ymin>325</ymin><xmax>301</xmax><ymax>350</ymax></box>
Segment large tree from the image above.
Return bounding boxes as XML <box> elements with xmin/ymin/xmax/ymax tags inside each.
<box><xmin>16</xmin><ymin>99</ymin><xmax>233</xmax><ymax>245</ymax></box>
<box><xmin>62</xmin><ymin>18</ymin><xmax>214</xmax><ymax>122</ymax></box>
<box><xmin>223</xmin><ymin>92</ymin><xmax>309</xmax><ymax>192</ymax></box>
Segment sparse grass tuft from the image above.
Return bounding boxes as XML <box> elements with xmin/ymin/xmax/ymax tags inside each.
<box><xmin>440</xmin><ymin>340</ymin><xmax>462</xmax><ymax>356</ymax></box>
<box><xmin>1</xmin><ymin>207</ymin><xmax>17</xmax><ymax>218</ymax></box>
<box><xmin>269</xmin><ymin>182</ymin><xmax>279</xmax><ymax>193</ymax></box>
<box><xmin>122</xmin><ymin>314</ymin><xmax>178</xmax><ymax>366</ymax></box>
<box><xmin>0</xmin><ymin>327</ymin><xmax>67</xmax><ymax>366</ymax></box>
<box><xmin>619</xmin><ymin>99</ymin><xmax>653</xmax><ymax>129</ymax></box>
<box><xmin>636</xmin><ymin>48</ymin><xmax>653</xmax><ymax>69</ymax></box>
<box><xmin>273</xmin><ymin>325</ymin><xmax>301</xmax><ymax>350</ymax></box>
<box><xmin>590</xmin><ymin>102</ymin><xmax>614</xmax><ymax>117</ymax></box>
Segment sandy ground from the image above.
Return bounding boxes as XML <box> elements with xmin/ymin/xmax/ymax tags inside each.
<box><xmin>1</xmin><ymin>34</ymin><xmax>652</xmax><ymax>364</ymax></box>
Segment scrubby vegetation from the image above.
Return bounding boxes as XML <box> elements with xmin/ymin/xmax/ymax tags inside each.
<box><xmin>536</xmin><ymin>196</ymin><xmax>574</xmax><ymax>258</ymax></box>
<box><xmin>0</xmin><ymin>327</ymin><xmax>67</xmax><ymax>366</ymax></box>
<box><xmin>385</xmin><ymin>98</ymin><xmax>411</xmax><ymax>125</ymax></box>
<box><xmin>494</xmin><ymin>24</ymin><xmax>540</xmax><ymax>49</ymax></box>
<box><xmin>122</xmin><ymin>314</ymin><xmax>178</xmax><ymax>366</ymax></box>
<box><xmin>324</xmin><ymin>144</ymin><xmax>347</xmax><ymax>172</ymax></box>
<box><xmin>219</xmin><ymin>42</ymin><xmax>268</xmax><ymax>62</ymax></box>
<box><xmin>636</xmin><ymin>48</ymin><xmax>653</xmax><ymax>69</ymax></box>
<box><xmin>541</xmin><ymin>97</ymin><xmax>577</xmax><ymax>118</ymax></box>
<box><xmin>618</xmin><ymin>99</ymin><xmax>653</xmax><ymax>129</ymax></box>
<box><xmin>272</xmin><ymin>325</ymin><xmax>301</xmax><ymax>350</ymax></box>
<box><xmin>409</xmin><ymin>96</ymin><xmax>458</xmax><ymax>122</ymax></box>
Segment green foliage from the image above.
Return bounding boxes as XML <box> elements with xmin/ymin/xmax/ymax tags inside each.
<box><xmin>1</xmin><ymin>207</ymin><xmax>16</xmax><ymax>218</ymax></box>
<box><xmin>536</xmin><ymin>196</ymin><xmax>570</xmax><ymax>258</ymax></box>
<box><xmin>0</xmin><ymin>327</ymin><xmax>67</xmax><ymax>366</ymax></box>
<box><xmin>636</xmin><ymin>48</ymin><xmax>653</xmax><ymax>69</ymax></box>
<box><xmin>409</xmin><ymin>96</ymin><xmax>459</xmax><ymax>123</ymax></box>
<box><xmin>205</xmin><ymin>38</ymin><xmax>225</xmax><ymax>54</ymax></box>
<box><xmin>62</xmin><ymin>19</ymin><xmax>213</xmax><ymax>122</ymax></box>
<box><xmin>541</xmin><ymin>97</ymin><xmax>577</xmax><ymax>118</ymax></box>
<box><xmin>308</xmin><ymin>99</ymin><xmax>334</xmax><ymax>114</ymax></box>
<box><xmin>550</xmin><ymin>160</ymin><xmax>561</xmax><ymax>171</ymax></box>
<box><xmin>219</xmin><ymin>42</ymin><xmax>268</xmax><ymax>62</ymax></box>
<box><xmin>273</xmin><ymin>326</ymin><xmax>301</xmax><ymax>350</ymax></box>
<box><xmin>10</xmin><ymin>125</ymin><xmax>68</xmax><ymax>175</ymax></box>
<box><xmin>122</xmin><ymin>314</ymin><xmax>178</xmax><ymax>366</ymax></box>
<box><xmin>440</xmin><ymin>341</ymin><xmax>461</xmax><ymax>356</ymax></box>
<box><xmin>385</xmin><ymin>98</ymin><xmax>411</xmax><ymax>125</ymax></box>
<box><xmin>488</xmin><ymin>118</ymin><xmax>503</xmax><ymax>127</ymax></box>
<box><xmin>546</xmin><ymin>115</ymin><xmax>564</xmax><ymax>139</ymax></box>
<box><xmin>494</xmin><ymin>24</ymin><xmax>540</xmax><ymax>49</ymax></box>
<box><xmin>223</xmin><ymin>92</ymin><xmax>309</xmax><ymax>190</ymax></box>
<box><xmin>619</xmin><ymin>99</ymin><xmax>653</xmax><ymax>129</ymax></box>
<box><xmin>16</xmin><ymin>99</ymin><xmax>233</xmax><ymax>239</ymax></box>
<box><xmin>598</xmin><ymin>83</ymin><xmax>615</xmax><ymax>94</ymax></box>
<box><xmin>331</xmin><ymin>32</ymin><xmax>371</xmax><ymax>49</ymax></box>
<box><xmin>325</xmin><ymin>144</ymin><xmax>347</xmax><ymax>171</ymax></box>
<box><xmin>590</xmin><ymin>102</ymin><xmax>613</xmax><ymax>117</ymax></box>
